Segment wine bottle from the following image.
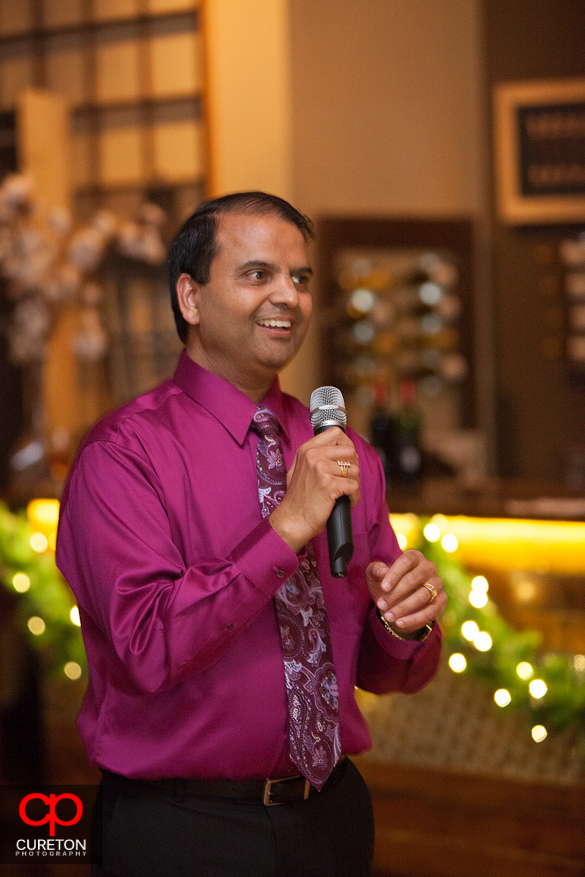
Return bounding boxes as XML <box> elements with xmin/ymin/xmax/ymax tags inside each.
<box><xmin>395</xmin><ymin>376</ymin><xmax>422</xmax><ymax>487</ymax></box>
<box><xmin>369</xmin><ymin>379</ymin><xmax>398</xmax><ymax>485</ymax></box>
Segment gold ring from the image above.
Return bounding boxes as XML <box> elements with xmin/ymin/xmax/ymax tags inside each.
<box><xmin>337</xmin><ymin>460</ymin><xmax>351</xmax><ymax>477</ymax></box>
<box><xmin>422</xmin><ymin>582</ymin><xmax>437</xmax><ymax>603</ymax></box>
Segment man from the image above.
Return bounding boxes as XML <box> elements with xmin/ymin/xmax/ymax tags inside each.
<box><xmin>56</xmin><ymin>192</ymin><xmax>446</xmax><ymax>877</ymax></box>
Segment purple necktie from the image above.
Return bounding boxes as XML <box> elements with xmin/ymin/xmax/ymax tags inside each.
<box><xmin>252</xmin><ymin>405</ymin><xmax>341</xmax><ymax>790</ymax></box>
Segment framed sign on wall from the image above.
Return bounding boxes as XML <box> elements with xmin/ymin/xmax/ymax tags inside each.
<box><xmin>494</xmin><ymin>78</ymin><xmax>585</xmax><ymax>225</ymax></box>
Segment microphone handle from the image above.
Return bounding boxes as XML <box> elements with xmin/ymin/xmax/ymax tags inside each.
<box><xmin>327</xmin><ymin>494</ymin><xmax>353</xmax><ymax>578</ymax></box>
<box><xmin>314</xmin><ymin>423</ymin><xmax>354</xmax><ymax>577</ymax></box>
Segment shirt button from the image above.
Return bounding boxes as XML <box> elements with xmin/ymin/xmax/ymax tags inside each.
<box><xmin>275</xmin><ymin>568</ymin><xmax>285</xmax><ymax>579</ymax></box>
<box><xmin>226</xmin><ymin>622</ymin><xmax>234</xmax><ymax>630</ymax></box>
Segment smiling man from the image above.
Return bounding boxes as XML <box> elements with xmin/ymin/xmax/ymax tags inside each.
<box><xmin>174</xmin><ymin>209</ymin><xmax>313</xmax><ymax>400</ymax></box>
<box><xmin>56</xmin><ymin>192</ymin><xmax>446</xmax><ymax>877</ymax></box>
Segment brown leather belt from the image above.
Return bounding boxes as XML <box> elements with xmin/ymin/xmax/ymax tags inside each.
<box><xmin>103</xmin><ymin>756</ymin><xmax>347</xmax><ymax>807</ymax></box>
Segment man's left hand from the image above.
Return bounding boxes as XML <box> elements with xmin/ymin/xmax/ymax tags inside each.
<box><xmin>366</xmin><ymin>550</ymin><xmax>446</xmax><ymax>639</ymax></box>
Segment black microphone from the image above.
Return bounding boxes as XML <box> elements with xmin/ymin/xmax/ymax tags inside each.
<box><xmin>310</xmin><ymin>386</ymin><xmax>354</xmax><ymax>578</ymax></box>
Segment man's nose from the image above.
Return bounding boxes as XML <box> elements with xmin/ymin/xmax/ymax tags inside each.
<box><xmin>270</xmin><ymin>273</ymin><xmax>299</xmax><ymax>307</ymax></box>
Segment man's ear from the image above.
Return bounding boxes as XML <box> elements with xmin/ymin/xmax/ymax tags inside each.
<box><xmin>176</xmin><ymin>273</ymin><xmax>202</xmax><ymax>327</ymax></box>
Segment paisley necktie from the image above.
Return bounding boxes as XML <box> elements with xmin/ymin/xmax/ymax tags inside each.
<box><xmin>252</xmin><ymin>405</ymin><xmax>341</xmax><ymax>790</ymax></box>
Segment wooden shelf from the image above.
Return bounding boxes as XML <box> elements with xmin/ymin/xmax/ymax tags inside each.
<box><xmin>0</xmin><ymin>6</ymin><xmax>198</xmax><ymax>45</ymax></box>
<box><xmin>72</xmin><ymin>92</ymin><xmax>203</xmax><ymax>117</ymax></box>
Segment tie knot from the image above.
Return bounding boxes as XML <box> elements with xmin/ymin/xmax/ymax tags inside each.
<box><xmin>252</xmin><ymin>406</ymin><xmax>281</xmax><ymax>438</ymax></box>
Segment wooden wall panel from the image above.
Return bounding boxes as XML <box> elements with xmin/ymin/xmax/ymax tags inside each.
<box><xmin>92</xmin><ymin>0</ymin><xmax>139</xmax><ymax>21</ymax></box>
<box><xmin>149</xmin><ymin>28</ymin><xmax>201</xmax><ymax>96</ymax></box>
<box><xmin>0</xmin><ymin>2</ymin><xmax>33</xmax><ymax>35</ymax></box>
<box><xmin>44</xmin><ymin>34</ymin><xmax>87</xmax><ymax>105</ymax></box>
<box><xmin>95</xmin><ymin>27</ymin><xmax>141</xmax><ymax>103</ymax></box>
<box><xmin>100</xmin><ymin>120</ymin><xmax>143</xmax><ymax>184</ymax></box>
<box><xmin>0</xmin><ymin>49</ymin><xmax>35</xmax><ymax>109</ymax></box>
<box><xmin>41</xmin><ymin>0</ymin><xmax>84</xmax><ymax>30</ymax></box>
<box><xmin>153</xmin><ymin>117</ymin><xmax>204</xmax><ymax>180</ymax></box>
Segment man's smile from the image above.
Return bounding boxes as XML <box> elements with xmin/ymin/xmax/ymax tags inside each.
<box><xmin>256</xmin><ymin>317</ymin><xmax>293</xmax><ymax>330</ymax></box>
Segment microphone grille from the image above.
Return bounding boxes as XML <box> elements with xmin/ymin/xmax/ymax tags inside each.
<box><xmin>310</xmin><ymin>386</ymin><xmax>347</xmax><ymax>431</ymax></box>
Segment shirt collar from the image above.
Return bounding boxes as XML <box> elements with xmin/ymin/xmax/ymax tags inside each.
<box><xmin>171</xmin><ymin>350</ymin><xmax>289</xmax><ymax>446</ymax></box>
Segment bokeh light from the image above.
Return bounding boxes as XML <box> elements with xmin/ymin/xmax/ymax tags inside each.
<box><xmin>448</xmin><ymin>653</ymin><xmax>467</xmax><ymax>673</ymax></box>
<box><xmin>494</xmin><ymin>689</ymin><xmax>511</xmax><ymax>707</ymax></box>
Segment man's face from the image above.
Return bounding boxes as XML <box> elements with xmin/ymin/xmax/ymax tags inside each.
<box><xmin>184</xmin><ymin>211</ymin><xmax>313</xmax><ymax>399</ymax></box>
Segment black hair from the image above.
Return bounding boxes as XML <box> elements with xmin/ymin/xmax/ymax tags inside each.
<box><xmin>167</xmin><ymin>192</ymin><xmax>314</xmax><ymax>343</ymax></box>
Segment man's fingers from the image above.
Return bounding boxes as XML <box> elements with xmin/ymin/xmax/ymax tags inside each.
<box><xmin>382</xmin><ymin>551</ymin><xmax>440</xmax><ymax>596</ymax></box>
<box><xmin>272</xmin><ymin>427</ymin><xmax>361</xmax><ymax>550</ymax></box>
<box><xmin>379</xmin><ymin>578</ymin><xmax>443</xmax><ymax>617</ymax></box>
<box><xmin>389</xmin><ymin>590</ymin><xmax>448</xmax><ymax>633</ymax></box>
<box><xmin>370</xmin><ymin>549</ymin><xmax>446</xmax><ymax>630</ymax></box>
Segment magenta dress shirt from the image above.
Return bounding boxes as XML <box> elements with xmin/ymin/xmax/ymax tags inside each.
<box><xmin>56</xmin><ymin>352</ymin><xmax>442</xmax><ymax>781</ymax></box>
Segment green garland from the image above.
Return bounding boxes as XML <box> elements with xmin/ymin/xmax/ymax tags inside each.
<box><xmin>412</xmin><ymin>517</ymin><xmax>585</xmax><ymax>747</ymax></box>
<box><xmin>0</xmin><ymin>503</ymin><xmax>86</xmax><ymax>679</ymax></box>
<box><xmin>1</xmin><ymin>503</ymin><xmax>584</xmax><ymax>751</ymax></box>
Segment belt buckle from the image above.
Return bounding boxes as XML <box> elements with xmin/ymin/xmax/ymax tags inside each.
<box><xmin>262</xmin><ymin>775</ymin><xmax>310</xmax><ymax>806</ymax></box>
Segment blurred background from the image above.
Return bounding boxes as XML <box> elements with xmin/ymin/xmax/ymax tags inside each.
<box><xmin>0</xmin><ymin>1</ymin><xmax>584</xmax><ymax>875</ymax></box>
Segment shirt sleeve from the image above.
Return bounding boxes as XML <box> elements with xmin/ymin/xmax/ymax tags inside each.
<box><xmin>56</xmin><ymin>439</ymin><xmax>300</xmax><ymax>695</ymax></box>
<box><xmin>357</xmin><ymin>605</ymin><xmax>443</xmax><ymax>694</ymax></box>
<box><xmin>353</xmin><ymin>442</ymin><xmax>443</xmax><ymax>696</ymax></box>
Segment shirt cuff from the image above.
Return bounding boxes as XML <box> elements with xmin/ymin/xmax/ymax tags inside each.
<box><xmin>231</xmin><ymin>518</ymin><xmax>301</xmax><ymax>597</ymax></box>
<box><xmin>367</xmin><ymin>602</ymin><xmax>430</xmax><ymax>659</ymax></box>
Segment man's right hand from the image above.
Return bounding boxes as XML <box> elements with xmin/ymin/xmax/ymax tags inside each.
<box><xmin>268</xmin><ymin>427</ymin><xmax>360</xmax><ymax>554</ymax></box>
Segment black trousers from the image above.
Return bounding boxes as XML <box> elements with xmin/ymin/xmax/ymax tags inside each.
<box><xmin>91</xmin><ymin>758</ymin><xmax>374</xmax><ymax>877</ymax></box>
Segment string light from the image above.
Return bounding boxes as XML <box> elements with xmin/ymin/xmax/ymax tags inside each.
<box><xmin>461</xmin><ymin>620</ymin><xmax>479</xmax><ymax>641</ymax></box>
<box><xmin>12</xmin><ymin>572</ymin><xmax>30</xmax><ymax>593</ymax></box>
<box><xmin>469</xmin><ymin>574</ymin><xmax>489</xmax><ymax>607</ymax></box>
<box><xmin>494</xmin><ymin>689</ymin><xmax>511</xmax><ymax>707</ymax></box>
<box><xmin>64</xmin><ymin>661</ymin><xmax>82</xmax><ymax>680</ymax></box>
<box><xmin>469</xmin><ymin>589</ymin><xmax>488</xmax><ymax>608</ymax></box>
<box><xmin>574</xmin><ymin>654</ymin><xmax>585</xmax><ymax>673</ymax></box>
<box><xmin>449</xmin><ymin>653</ymin><xmax>467</xmax><ymax>673</ymax></box>
<box><xmin>516</xmin><ymin>662</ymin><xmax>534</xmax><ymax>680</ymax></box>
<box><xmin>70</xmin><ymin>606</ymin><xmax>81</xmax><ymax>626</ymax></box>
<box><xmin>423</xmin><ymin>522</ymin><xmax>441</xmax><ymax>542</ymax></box>
<box><xmin>27</xmin><ymin>616</ymin><xmax>46</xmax><ymax>636</ymax></box>
<box><xmin>531</xmin><ymin>725</ymin><xmax>547</xmax><ymax>743</ymax></box>
<box><xmin>471</xmin><ymin>575</ymin><xmax>489</xmax><ymax>593</ymax></box>
<box><xmin>529</xmin><ymin>679</ymin><xmax>547</xmax><ymax>699</ymax></box>
<box><xmin>473</xmin><ymin>631</ymin><xmax>493</xmax><ymax>652</ymax></box>
<box><xmin>441</xmin><ymin>533</ymin><xmax>458</xmax><ymax>553</ymax></box>
<box><xmin>30</xmin><ymin>532</ymin><xmax>48</xmax><ymax>553</ymax></box>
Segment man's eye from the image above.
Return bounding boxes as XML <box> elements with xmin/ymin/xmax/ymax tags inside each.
<box><xmin>292</xmin><ymin>274</ymin><xmax>310</xmax><ymax>287</ymax></box>
<box><xmin>250</xmin><ymin>270</ymin><xmax>267</xmax><ymax>281</ymax></box>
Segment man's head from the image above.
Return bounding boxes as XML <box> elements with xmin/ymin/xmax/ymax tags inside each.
<box><xmin>168</xmin><ymin>192</ymin><xmax>314</xmax><ymax>344</ymax></box>
<box><xmin>169</xmin><ymin>192</ymin><xmax>315</xmax><ymax>401</ymax></box>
